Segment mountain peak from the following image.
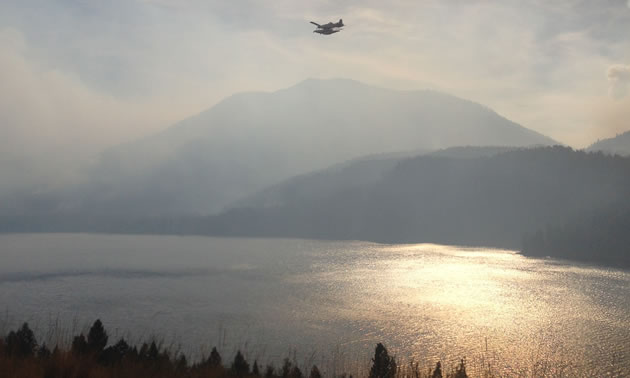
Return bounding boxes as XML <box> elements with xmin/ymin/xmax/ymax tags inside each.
<box><xmin>287</xmin><ymin>77</ymin><xmax>374</xmax><ymax>92</ymax></box>
<box><xmin>76</xmin><ymin>78</ymin><xmax>557</xmax><ymax>216</ymax></box>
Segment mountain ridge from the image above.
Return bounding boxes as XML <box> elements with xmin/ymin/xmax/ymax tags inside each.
<box><xmin>1</xmin><ymin>78</ymin><xmax>557</xmax><ymax>217</ymax></box>
<box><xmin>587</xmin><ymin>130</ymin><xmax>630</xmax><ymax>156</ymax></box>
<box><xmin>210</xmin><ymin>146</ymin><xmax>630</xmax><ymax>255</ymax></box>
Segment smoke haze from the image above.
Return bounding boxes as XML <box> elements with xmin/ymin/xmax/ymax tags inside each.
<box><xmin>608</xmin><ymin>64</ymin><xmax>630</xmax><ymax>99</ymax></box>
<box><xmin>1</xmin><ymin>0</ymin><xmax>630</xmax><ymax>193</ymax></box>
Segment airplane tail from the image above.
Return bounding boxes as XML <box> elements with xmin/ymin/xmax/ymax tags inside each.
<box><xmin>339</xmin><ymin>19</ymin><xmax>343</xmax><ymax>26</ymax></box>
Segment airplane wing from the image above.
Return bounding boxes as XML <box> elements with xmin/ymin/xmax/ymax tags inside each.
<box><xmin>310</xmin><ymin>21</ymin><xmax>321</xmax><ymax>27</ymax></box>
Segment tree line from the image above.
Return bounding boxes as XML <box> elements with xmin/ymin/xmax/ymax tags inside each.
<box><xmin>1</xmin><ymin>320</ymin><xmax>468</xmax><ymax>378</ymax></box>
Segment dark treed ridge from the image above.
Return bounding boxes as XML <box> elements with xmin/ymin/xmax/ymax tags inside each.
<box><xmin>2</xmin><ymin>146</ymin><xmax>629</xmax><ymax>267</ymax></box>
<box><xmin>205</xmin><ymin>146</ymin><xmax>630</xmax><ymax>266</ymax></box>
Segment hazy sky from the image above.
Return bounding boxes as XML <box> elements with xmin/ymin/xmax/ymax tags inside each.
<box><xmin>1</xmin><ymin>0</ymin><xmax>629</xmax><ymax>171</ymax></box>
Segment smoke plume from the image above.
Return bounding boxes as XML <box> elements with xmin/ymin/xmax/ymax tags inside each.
<box><xmin>608</xmin><ymin>64</ymin><xmax>630</xmax><ymax>99</ymax></box>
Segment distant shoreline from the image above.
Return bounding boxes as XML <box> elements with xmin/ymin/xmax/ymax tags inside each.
<box><xmin>1</xmin><ymin>230</ymin><xmax>629</xmax><ymax>271</ymax></box>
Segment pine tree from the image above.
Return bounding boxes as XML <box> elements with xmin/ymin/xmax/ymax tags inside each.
<box><xmin>290</xmin><ymin>365</ymin><xmax>303</xmax><ymax>378</ymax></box>
<box><xmin>147</xmin><ymin>341</ymin><xmax>159</xmax><ymax>361</ymax></box>
<box><xmin>232</xmin><ymin>350</ymin><xmax>250</xmax><ymax>376</ymax></box>
<box><xmin>6</xmin><ymin>323</ymin><xmax>37</xmax><ymax>357</ymax></box>
<box><xmin>38</xmin><ymin>343</ymin><xmax>51</xmax><ymax>359</ymax></box>
<box><xmin>309</xmin><ymin>365</ymin><xmax>322</xmax><ymax>378</ymax></box>
<box><xmin>265</xmin><ymin>365</ymin><xmax>275</xmax><ymax>378</ymax></box>
<box><xmin>176</xmin><ymin>354</ymin><xmax>188</xmax><ymax>371</ymax></box>
<box><xmin>431</xmin><ymin>361</ymin><xmax>442</xmax><ymax>378</ymax></box>
<box><xmin>281</xmin><ymin>358</ymin><xmax>293</xmax><ymax>378</ymax></box>
<box><xmin>87</xmin><ymin>319</ymin><xmax>108</xmax><ymax>353</ymax></box>
<box><xmin>369</xmin><ymin>343</ymin><xmax>397</xmax><ymax>378</ymax></box>
<box><xmin>72</xmin><ymin>334</ymin><xmax>88</xmax><ymax>355</ymax></box>
<box><xmin>454</xmin><ymin>359</ymin><xmax>468</xmax><ymax>378</ymax></box>
<box><xmin>100</xmin><ymin>338</ymin><xmax>130</xmax><ymax>365</ymax></box>
<box><xmin>208</xmin><ymin>347</ymin><xmax>222</xmax><ymax>367</ymax></box>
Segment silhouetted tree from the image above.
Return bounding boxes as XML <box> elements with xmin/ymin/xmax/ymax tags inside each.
<box><xmin>6</xmin><ymin>323</ymin><xmax>37</xmax><ymax>357</ymax></box>
<box><xmin>138</xmin><ymin>342</ymin><xmax>149</xmax><ymax>360</ymax></box>
<box><xmin>431</xmin><ymin>361</ymin><xmax>442</xmax><ymax>378</ymax></box>
<box><xmin>87</xmin><ymin>319</ymin><xmax>108</xmax><ymax>353</ymax></box>
<box><xmin>309</xmin><ymin>365</ymin><xmax>322</xmax><ymax>378</ymax></box>
<box><xmin>176</xmin><ymin>354</ymin><xmax>188</xmax><ymax>371</ymax></box>
<box><xmin>453</xmin><ymin>359</ymin><xmax>468</xmax><ymax>378</ymax></box>
<box><xmin>277</xmin><ymin>359</ymin><xmax>303</xmax><ymax>378</ymax></box>
<box><xmin>232</xmin><ymin>350</ymin><xmax>250</xmax><ymax>376</ymax></box>
<box><xmin>369</xmin><ymin>343</ymin><xmax>396</xmax><ymax>378</ymax></box>
<box><xmin>126</xmin><ymin>345</ymin><xmax>139</xmax><ymax>361</ymax></box>
<box><xmin>149</xmin><ymin>341</ymin><xmax>160</xmax><ymax>361</ymax></box>
<box><xmin>290</xmin><ymin>365</ymin><xmax>304</xmax><ymax>378</ymax></box>
<box><xmin>253</xmin><ymin>359</ymin><xmax>261</xmax><ymax>376</ymax></box>
<box><xmin>281</xmin><ymin>358</ymin><xmax>293</xmax><ymax>378</ymax></box>
<box><xmin>100</xmin><ymin>338</ymin><xmax>130</xmax><ymax>365</ymax></box>
<box><xmin>208</xmin><ymin>346</ymin><xmax>222</xmax><ymax>367</ymax></box>
<box><xmin>38</xmin><ymin>343</ymin><xmax>51</xmax><ymax>359</ymax></box>
<box><xmin>113</xmin><ymin>338</ymin><xmax>130</xmax><ymax>356</ymax></box>
<box><xmin>265</xmin><ymin>365</ymin><xmax>275</xmax><ymax>378</ymax></box>
<box><xmin>72</xmin><ymin>334</ymin><xmax>88</xmax><ymax>355</ymax></box>
<box><xmin>139</xmin><ymin>341</ymin><xmax>160</xmax><ymax>361</ymax></box>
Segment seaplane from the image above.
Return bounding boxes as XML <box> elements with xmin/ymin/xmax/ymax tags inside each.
<box><xmin>310</xmin><ymin>19</ymin><xmax>344</xmax><ymax>35</ymax></box>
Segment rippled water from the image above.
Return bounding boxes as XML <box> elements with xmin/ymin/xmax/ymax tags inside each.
<box><xmin>0</xmin><ymin>234</ymin><xmax>628</xmax><ymax>376</ymax></box>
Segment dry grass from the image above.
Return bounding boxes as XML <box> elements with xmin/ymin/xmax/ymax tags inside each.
<box><xmin>0</xmin><ymin>320</ymin><xmax>472</xmax><ymax>378</ymax></box>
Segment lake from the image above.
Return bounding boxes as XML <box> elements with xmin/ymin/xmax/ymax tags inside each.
<box><xmin>0</xmin><ymin>233</ymin><xmax>628</xmax><ymax>376</ymax></box>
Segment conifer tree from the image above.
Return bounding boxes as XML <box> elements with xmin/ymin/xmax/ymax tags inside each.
<box><xmin>232</xmin><ymin>350</ymin><xmax>250</xmax><ymax>376</ymax></box>
<box><xmin>431</xmin><ymin>361</ymin><xmax>442</xmax><ymax>378</ymax></box>
<box><xmin>6</xmin><ymin>323</ymin><xmax>37</xmax><ymax>357</ymax></box>
<box><xmin>38</xmin><ymin>343</ymin><xmax>51</xmax><ymax>359</ymax></box>
<box><xmin>208</xmin><ymin>346</ymin><xmax>222</xmax><ymax>367</ymax></box>
<box><xmin>87</xmin><ymin>319</ymin><xmax>108</xmax><ymax>353</ymax></box>
<box><xmin>369</xmin><ymin>343</ymin><xmax>397</xmax><ymax>378</ymax></box>
<box><xmin>72</xmin><ymin>334</ymin><xmax>88</xmax><ymax>355</ymax></box>
<box><xmin>309</xmin><ymin>365</ymin><xmax>322</xmax><ymax>378</ymax></box>
<box><xmin>265</xmin><ymin>365</ymin><xmax>275</xmax><ymax>378</ymax></box>
<box><xmin>454</xmin><ymin>359</ymin><xmax>468</xmax><ymax>378</ymax></box>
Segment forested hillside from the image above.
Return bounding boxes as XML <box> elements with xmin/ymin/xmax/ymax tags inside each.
<box><xmin>209</xmin><ymin>147</ymin><xmax>630</xmax><ymax>264</ymax></box>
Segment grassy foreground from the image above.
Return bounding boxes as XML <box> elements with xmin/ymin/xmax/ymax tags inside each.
<box><xmin>0</xmin><ymin>320</ymin><xmax>471</xmax><ymax>378</ymax></box>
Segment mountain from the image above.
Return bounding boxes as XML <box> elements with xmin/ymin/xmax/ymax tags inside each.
<box><xmin>5</xmin><ymin>78</ymin><xmax>556</xmax><ymax>217</ymax></box>
<box><xmin>209</xmin><ymin>147</ymin><xmax>630</xmax><ymax>253</ymax></box>
<box><xmin>428</xmin><ymin>145</ymin><xmax>519</xmax><ymax>159</ymax></box>
<box><xmin>233</xmin><ymin>151</ymin><xmax>417</xmax><ymax>210</ymax></box>
<box><xmin>5</xmin><ymin>146</ymin><xmax>629</xmax><ymax>266</ymax></box>
<box><xmin>587</xmin><ymin>130</ymin><xmax>630</xmax><ymax>156</ymax></box>
<box><xmin>235</xmin><ymin>146</ymin><xmax>518</xmax><ymax>210</ymax></box>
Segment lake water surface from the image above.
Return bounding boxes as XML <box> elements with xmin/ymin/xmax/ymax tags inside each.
<box><xmin>0</xmin><ymin>233</ymin><xmax>628</xmax><ymax>376</ymax></box>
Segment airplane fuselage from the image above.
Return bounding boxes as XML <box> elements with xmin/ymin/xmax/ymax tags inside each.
<box><xmin>321</xmin><ymin>22</ymin><xmax>341</xmax><ymax>28</ymax></box>
<box><xmin>311</xmin><ymin>19</ymin><xmax>344</xmax><ymax>35</ymax></box>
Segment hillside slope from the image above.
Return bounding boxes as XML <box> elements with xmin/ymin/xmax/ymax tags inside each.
<box><xmin>587</xmin><ymin>130</ymin><xmax>630</xmax><ymax>156</ymax></box>
<box><xmin>211</xmin><ymin>147</ymin><xmax>630</xmax><ymax>252</ymax></box>
<box><xmin>3</xmin><ymin>79</ymin><xmax>556</xmax><ymax>217</ymax></box>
